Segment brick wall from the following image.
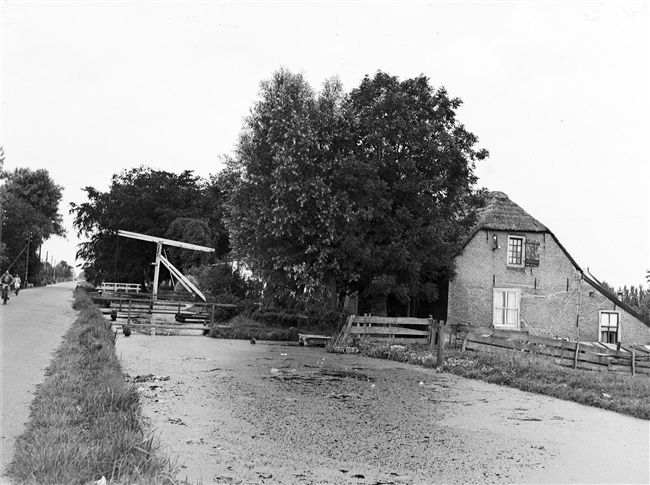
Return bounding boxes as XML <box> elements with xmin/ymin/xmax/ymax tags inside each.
<box><xmin>448</xmin><ymin>229</ymin><xmax>650</xmax><ymax>345</ymax></box>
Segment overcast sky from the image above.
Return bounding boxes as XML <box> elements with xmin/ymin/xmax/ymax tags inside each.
<box><xmin>1</xmin><ymin>1</ymin><xmax>648</xmax><ymax>289</ymax></box>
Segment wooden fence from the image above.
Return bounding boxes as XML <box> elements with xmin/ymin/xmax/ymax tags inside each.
<box><xmin>337</xmin><ymin>315</ymin><xmax>436</xmax><ymax>345</ymax></box>
<box><xmin>335</xmin><ymin>316</ymin><xmax>650</xmax><ymax>376</ymax></box>
<box><xmin>452</xmin><ymin>323</ymin><xmax>650</xmax><ymax>376</ymax></box>
<box><xmin>97</xmin><ymin>295</ymin><xmax>236</xmax><ymax>335</ymax></box>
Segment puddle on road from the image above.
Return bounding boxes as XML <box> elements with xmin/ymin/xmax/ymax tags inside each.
<box><xmin>267</xmin><ymin>367</ymin><xmax>375</xmax><ymax>383</ymax></box>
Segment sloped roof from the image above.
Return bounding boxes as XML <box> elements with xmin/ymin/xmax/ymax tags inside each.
<box><xmin>458</xmin><ymin>191</ymin><xmax>649</xmax><ymax>328</ymax></box>
<box><xmin>475</xmin><ymin>191</ymin><xmax>549</xmax><ymax>233</ymax></box>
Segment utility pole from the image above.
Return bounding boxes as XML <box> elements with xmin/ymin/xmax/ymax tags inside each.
<box><xmin>24</xmin><ymin>234</ymin><xmax>30</xmax><ymax>286</ymax></box>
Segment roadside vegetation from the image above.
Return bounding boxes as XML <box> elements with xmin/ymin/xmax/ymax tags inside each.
<box><xmin>335</xmin><ymin>340</ymin><xmax>650</xmax><ymax>420</ymax></box>
<box><xmin>208</xmin><ymin>307</ymin><xmax>343</xmax><ymax>342</ymax></box>
<box><xmin>205</xmin><ymin>299</ymin><xmax>650</xmax><ymax>420</ymax></box>
<box><xmin>6</xmin><ymin>287</ymin><xmax>181</xmax><ymax>485</ymax></box>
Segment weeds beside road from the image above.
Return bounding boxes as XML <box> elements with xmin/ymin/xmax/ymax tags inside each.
<box><xmin>338</xmin><ymin>340</ymin><xmax>650</xmax><ymax>420</ymax></box>
<box><xmin>6</xmin><ymin>288</ymin><xmax>179</xmax><ymax>485</ymax></box>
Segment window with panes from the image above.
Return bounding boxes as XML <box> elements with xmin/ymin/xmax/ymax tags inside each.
<box><xmin>599</xmin><ymin>311</ymin><xmax>620</xmax><ymax>344</ymax></box>
<box><xmin>507</xmin><ymin>236</ymin><xmax>524</xmax><ymax>266</ymax></box>
<box><xmin>493</xmin><ymin>289</ymin><xmax>520</xmax><ymax>327</ymax></box>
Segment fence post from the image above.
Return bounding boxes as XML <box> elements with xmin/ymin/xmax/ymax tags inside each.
<box><xmin>573</xmin><ymin>341</ymin><xmax>580</xmax><ymax>369</ymax></box>
<box><xmin>631</xmin><ymin>347</ymin><xmax>636</xmax><ymax>377</ymax></box>
<box><xmin>127</xmin><ymin>300</ymin><xmax>132</xmax><ymax>326</ymax></box>
<box><xmin>428</xmin><ymin>317</ymin><xmax>435</xmax><ymax>350</ymax></box>
<box><xmin>436</xmin><ymin>320</ymin><xmax>445</xmax><ymax>369</ymax></box>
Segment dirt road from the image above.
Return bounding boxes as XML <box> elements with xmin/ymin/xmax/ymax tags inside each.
<box><xmin>116</xmin><ymin>334</ymin><xmax>649</xmax><ymax>485</ymax></box>
<box><xmin>0</xmin><ymin>282</ymin><xmax>76</xmax><ymax>480</ymax></box>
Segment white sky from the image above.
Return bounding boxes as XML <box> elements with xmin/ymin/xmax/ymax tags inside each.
<box><xmin>1</xmin><ymin>1</ymin><xmax>648</xmax><ymax>289</ymax></box>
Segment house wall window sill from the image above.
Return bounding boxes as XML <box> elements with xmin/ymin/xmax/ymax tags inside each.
<box><xmin>506</xmin><ymin>265</ymin><xmax>526</xmax><ymax>272</ymax></box>
<box><xmin>493</xmin><ymin>325</ymin><xmax>521</xmax><ymax>331</ymax></box>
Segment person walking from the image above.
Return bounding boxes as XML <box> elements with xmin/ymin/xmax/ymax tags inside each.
<box><xmin>13</xmin><ymin>274</ymin><xmax>22</xmax><ymax>295</ymax></box>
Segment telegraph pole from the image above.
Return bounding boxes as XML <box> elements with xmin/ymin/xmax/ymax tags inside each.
<box><xmin>24</xmin><ymin>234</ymin><xmax>30</xmax><ymax>286</ymax></box>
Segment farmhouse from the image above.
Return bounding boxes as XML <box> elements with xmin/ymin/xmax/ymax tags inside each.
<box><xmin>447</xmin><ymin>191</ymin><xmax>650</xmax><ymax>345</ymax></box>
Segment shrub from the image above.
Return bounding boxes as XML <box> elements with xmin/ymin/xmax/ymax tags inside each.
<box><xmin>253</xmin><ymin>307</ymin><xmax>347</xmax><ymax>333</ymax></box>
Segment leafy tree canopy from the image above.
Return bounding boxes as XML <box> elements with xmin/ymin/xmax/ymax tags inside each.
<box><xmin>227</xmin><ymin>69</ymin><xmax>487</xmax><ymax>313</ymax></box>
<box><xmin>0</xmin><ymin>166</ymin><xmax>65</xmax><ymax>279</ymax></box>
<box><xmin>343</xmin><ymin>71</ymin><xmax>487</xmax><ymax>313</ymax></box>
<box><xmin>71</xmin><ymin>166</ymin><xmax>224</xmax><ymax>286</ymax></box>
<box><xmin>165</xmin><ymin>218</ymin><xmax>213</xmax><ymax>271</ymax></box>
<box><xmin>227</xmin><ymin>69</ymin><xmax>353</xmax><ymax>306</ymax></box>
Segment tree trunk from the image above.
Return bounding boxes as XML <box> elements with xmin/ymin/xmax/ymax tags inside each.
<box><xmin>370</xmin><ymin>294</ymin><xmax>388</xmax><ymax>316</ymax></box>
<box><xmin>324</xmin><ymin>270</ymin><xmax>337</xmax><ymax>310</ymax></box>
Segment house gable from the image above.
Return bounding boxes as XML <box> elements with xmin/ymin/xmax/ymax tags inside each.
<box><xmin>448</xmin><ymin>192</ymin><xmax>649</xmax><ymax>344</ymax></box>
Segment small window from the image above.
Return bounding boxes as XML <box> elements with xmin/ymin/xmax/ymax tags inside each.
<box><xmin>507</xmin><ymin>236</ymin><xmax>525</xmax><ymax>266</ymax></box>
<box><xmin>493</xmin><ymin>289</ymin><xmax>520</xmax><ymax>328</ymax></box>
<box><xmin>599</xmin><ymin>311</ymin><xmax>620</xmax><ymax>344</ymax></box>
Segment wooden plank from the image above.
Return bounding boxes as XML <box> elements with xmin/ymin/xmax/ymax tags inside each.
<box><xmin>298</xmin><ymin>334</ymin><xmax>332</xmax><ymax>347</ymax></box>
<box><xmin>524</xmin><ymin>334</ymin><xmax>577</xmax><ymax>350</ymax></box>
<box><xmin>358</xmin><ymin>337</ymin><xmax>429</xmax><ymax>345</ymax></box>
<box><xmin>467</xmin><ymin>335</ymin><xmax>610</xmax><ymax>363</ymax></box>
<box><xmin>633</xmin><ymin>346</ymin><xmax>650</xmax><ymax>355</ymax></box>
<box><xmin>465</xmin><ymin>340</ymin><xmax>521</xmax><ymax>357</ymax></box>
<box><xmin>436</xmin><ymin>320</ymin><xmax>445</xmax><ymax>368</ymax></box>
<box><xmin>352</xmin><ymin>316</ymin><xmax>432</xmax><ymax>326</ymax></box>
<box><xmin>348</xmin><ymin>327</ymin><xmax>429</xmax><ymax>336</ymax></box>
<box><xmin>467</xmin><ymin>335</ymin><xmax>571</xmax><ymax>358</ymax></box>
<box><xmin>337</xmin><ymin>315</ymin><xmax>355</xmax><ymax>346</ymax></box>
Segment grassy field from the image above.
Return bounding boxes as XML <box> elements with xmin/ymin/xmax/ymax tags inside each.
<box><xmin>335</xmin><ymin>340</ymin><xmax>650</xmax><ymax>420</ymax></box>
<box><xmin>6</xmin><ymin>288</ymin><xmax>181</xmax><ymax>485</ymax></box>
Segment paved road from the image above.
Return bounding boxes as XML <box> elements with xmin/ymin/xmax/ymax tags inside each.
<box><xmin>0</xmin><ymin>282</ymin><xmax>76</xmax><ymax>481</ymax></box>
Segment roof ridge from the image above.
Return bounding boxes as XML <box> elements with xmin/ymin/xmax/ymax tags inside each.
<box><xmin>476</xmin><ymin>191</ymin><xmax>548</xmax><ymax>233</ymax></box>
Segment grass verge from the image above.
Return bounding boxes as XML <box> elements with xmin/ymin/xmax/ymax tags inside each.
<box><xmin>6</xmin><ymin>287</ymin><xmax>182</xmax><ymax>485</ymax></box>
<box><xmin>333</xmin><ymin>340</ymin><xmax>650</xmax><ymax>420</ymax></box>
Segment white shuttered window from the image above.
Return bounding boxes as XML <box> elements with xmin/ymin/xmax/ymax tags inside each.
<box><xmin>493</xmin><ymin>289</ymin><xmax>520</xmax><ymax>327</ymax></box>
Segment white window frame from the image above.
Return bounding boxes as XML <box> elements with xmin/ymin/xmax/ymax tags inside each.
<box><xmin>598</xmin><ymin>311</ymin><xmax>620</xmax><ymax>344</ymax></box>
<box><xmin>507</xmin><ymin>236</ymin><xmax>525</xmax><ymax>267</ymax></box>
<box><xmin>493</xmin><ymin>288</ymin><xmax>520</xmax><ymax>328</ymax></box>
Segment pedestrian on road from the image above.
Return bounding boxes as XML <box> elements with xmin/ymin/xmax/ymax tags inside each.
<box><xmin>13</xmin><ymin>274</ymin><xmax>22</xmax><ymax>295</ymax></box>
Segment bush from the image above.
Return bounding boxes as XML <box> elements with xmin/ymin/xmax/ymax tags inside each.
<box><xmin>253</xmin><ymin>307</ymin><xmax>346</xmax><ymax>333</ymax></box>
<box><xmin>190</xmin><ymin>263</ymin><xmax>262</xmax><ymax>302</ymax></box>
<box><xmin>209</xmin><ymin>314</ymin><xmax>300</xmax><ymax>341</ymax></box>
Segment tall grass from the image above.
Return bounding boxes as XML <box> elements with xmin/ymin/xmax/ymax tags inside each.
<box><xmin>6</xmin><ymin>287</ymin><xmax>182</xmax><ymax>485</ymax></box>
<box><xmin>339</xmin><ymin>340</ymin><xmax>650</xmax><ymax>420</ymax></box>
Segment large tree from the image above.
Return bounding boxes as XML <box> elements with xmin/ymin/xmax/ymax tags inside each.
<box><xmin>70</xmin><ymin>166</ymin><xmax>218</xmax><ymax>286</ymax></box>
<box><xmin>0</xmin><ymin>167</ymin><xmax>65</xmax><ymax>282</ymax></box>
<box><xmin>227</xmin><ymin>69</ymin><xmax>352</xmax><ymax>307</ymax></box>
<box><xmin>342</xmin><ymin>72</ymin><xmax>488</xmax><ymax>314</ymax></box>
<box><xmin>227</xmin><ymin>70</ymin><xmax>487</xmax><ymax>314</ymax></box>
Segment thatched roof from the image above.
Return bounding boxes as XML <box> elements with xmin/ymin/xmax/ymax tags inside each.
<box><xmin>462</xmin><ymin>191</ymin><xmax>649</xmax><ymax>327</ymax></box>
<box><xmin>475</xmin><ymin>191</ymin><xmax>548</xmax><ymax>233</ymax></box>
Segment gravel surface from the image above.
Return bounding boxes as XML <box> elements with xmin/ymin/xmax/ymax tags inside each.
<box><xmin>116</xmin><ymin>333</ymin><xmax>649</xmax><ymax>485</ymax></box>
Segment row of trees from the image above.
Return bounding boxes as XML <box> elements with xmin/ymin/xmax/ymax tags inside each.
<box><xmin>602</xmin><ymin>275</ymin><xmax>650</xmax><ymax>324</ymax></box>
<box><xmin>0</xmin><ymin>147</ymin><xmax>68</xmax><ymax>285</ymax></box>
<box><xmin>70</xmin><ymin>167</ymin><xmax>230</xmax><ymax>286</ymax></box>
<box><xmin>72</xmin><ymin>70</ymin><xmax>488</xmax><ymax>315</ymax></box>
